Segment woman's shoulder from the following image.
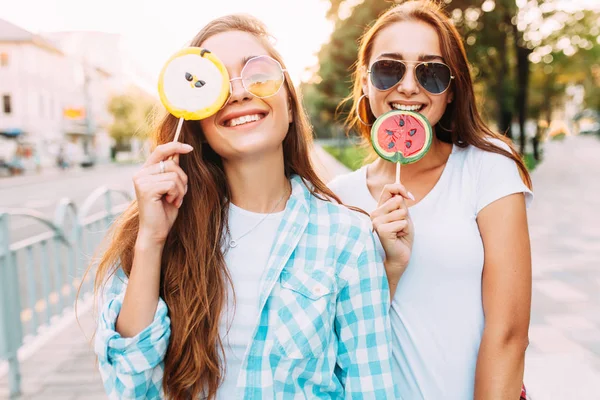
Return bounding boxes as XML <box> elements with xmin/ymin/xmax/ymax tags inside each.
<box><xmin>327</xmin><ymin>165</ymin><xmax>372</xmax><ymax>207</ymax></box>
<box><xmin>327</xmin><ymin>166</ymin><xmax>366</xmax><ymax>192</ymax></box>
<box><xmin>451</xmin><ymin>137</ymin><xmax>521</xmax><ymax>178</ymax></box>
<box><xmin>292</xmin><ymin>174</ymin><xmax>371</xmax><ymax>232</ymax></box>
<box><xmin>458</xmin><ymin>137</ymin><xmax>534</xmax><ymax>210</ymax></box>
<box><xmin>312</xmin><ymin>192</ymin><xmax>372</xmax><ymax>233</ymax></box>
<box><xmin>311</xmin><ymin>197</ymin><xmax>379</xmax><ymax>273</ymax></box>
<box><xmin>459</xmin><ymin>136</ymin><xmax>514</xmax><ymax>161</ymax></box>
<box><xmin>307</xmin><ymin>194</ymin><xmax>373</xmax><ymax>253</ymax></box>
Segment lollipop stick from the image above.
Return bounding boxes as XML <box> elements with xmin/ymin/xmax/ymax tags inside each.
<box><xmin>167</xmin><ymin>117</ymin><xmax>185</xmax><ymax>162</ymax></box>
<box><xmin>395</xmin><ymin>162</ymin><xmax>401</xmax><ymax>184</ymax></box>
<box><xmin>173</xmin><ymin>117</ymin><xmax>184</xmax><ymax>143</ymax></box>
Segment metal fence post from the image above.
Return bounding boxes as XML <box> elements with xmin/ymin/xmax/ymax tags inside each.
<box><xmin>53</xmin><ymin>199</ymin><xmax>78</xmax><ymax>308</ymax></box>
<box><xmin>0</xmin><ymin>213</ymin><xmax>23</xmax><ymax>397</ymax></box>
<box><xmin>104</xmin><ymin>189</ymin><xmax>114</xmax><ymax>230</ymax></box>
<box><xmin>0</xmin><ymin>188</ymin><xmax>131</xmax><ymax>397</ymax></box>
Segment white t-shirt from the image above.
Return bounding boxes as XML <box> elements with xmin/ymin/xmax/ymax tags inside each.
<box><xmin>328</xmin><ymin>140</ymin><xmax>533</xmax><ymax>400</ymax></box>
<box><xmin>218</xmin><ymin>203</ymin><xmax>284</xmax><ymax>399</ymax></box>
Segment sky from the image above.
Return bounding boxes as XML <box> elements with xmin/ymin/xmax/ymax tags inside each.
<box><xmin>0</xmin><ymin>0</ymin><xmax>335</xmax><ymax>87</ymax></box>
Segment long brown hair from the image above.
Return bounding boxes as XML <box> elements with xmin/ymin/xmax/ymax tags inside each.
<box><xmin>345</xmin><ymin>0</ymin><xmax>532</xmax><ymax>188</ymax></box>
<box><xmin>93</xmin><ymin>14</ymin><xmax>343</xmax><ymax>400</ymax></box>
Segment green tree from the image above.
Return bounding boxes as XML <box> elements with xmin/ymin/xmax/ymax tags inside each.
<box><xmin>446</xmin><ymin>0</ymin><xmax>519</xmax><ymax>138</ymax></box>
<box><xmin>528</xmin><ymin>8</ymin><xmax>600</xmax><ymax>119</ymax></box>
<box><xmin>584</xmin><ymin>65</ymin><xmax>600</xmax><ymax>112</ymax></box>
<box><xmin>450</xmin><ymin>1</ymin><xmax>600</xmax><ymax>152</ymax></box>
<box><xmin>107</xmin><ymin>87</ymin><xmax>157</xmax><ymax>150</ymax></box>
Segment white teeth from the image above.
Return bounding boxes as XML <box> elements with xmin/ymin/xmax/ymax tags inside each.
<box><xmin>391</xmin><ymin>104</ymin><xmax>423</xmax><ymax>112</ymax></box>
<box><xmin>228</xmin><ymin>114</ymin><xmax>263</xmax><ymax>127</ymax></box>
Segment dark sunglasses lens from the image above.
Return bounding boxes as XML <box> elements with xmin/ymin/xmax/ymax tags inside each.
<box><xmin>371</xmin><ymin>60</ymin><xmax>406</xmax><ymax>90</ymax></box>
<box><xmin>416</xmin><ymin>63</ymin><xmax>452</xmax><ymax>94</ymax></box>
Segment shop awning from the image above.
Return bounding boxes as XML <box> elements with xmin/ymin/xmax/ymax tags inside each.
<box><xmin>0</xmin><ymin>128</ymin><xmax>23</xmax><ymax>137</ymax></box>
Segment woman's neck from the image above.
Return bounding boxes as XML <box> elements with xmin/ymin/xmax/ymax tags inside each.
<box><xmin>223</xmin><ymin>150</ymin><xmax>290</xmax><ymax>213</ymax></box>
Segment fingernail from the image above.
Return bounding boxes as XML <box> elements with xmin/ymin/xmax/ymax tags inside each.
<box><xmin>408</xmin><ymin>192</ymin><xmax>415</xmax><ymax>201</ymax></box>
<box><xmin>184</xmin><ymin>184</ymin><xmax>188</xmax><ymax>194</ymax></box>
<box><xmin>183</xmin><ymin>144</ymin><xmax>193</xmax><ymax>151</ymax></box>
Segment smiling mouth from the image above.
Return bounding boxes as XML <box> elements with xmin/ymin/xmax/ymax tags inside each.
<box><xmin>222</xmin><ymin>113</ymin><xmax>267</xmax><ymax>127</ymax></box>
<box><xmin>390</xmin><ymin>103</ymin><xmax>425</xmax><ymax>112</ymax></box>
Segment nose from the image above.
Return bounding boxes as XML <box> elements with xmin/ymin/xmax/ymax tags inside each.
<box><xmin>227</xmin><ymin>77</ymin><xmax>252</xmax><ymax>104</ymax></box>
<box><xmin>396</xmin><ymin>65</ymin><xmax>420</xmax><ymax>96</ymax></box>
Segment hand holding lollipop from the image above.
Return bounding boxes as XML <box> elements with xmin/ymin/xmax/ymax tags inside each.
<box><xmin>136</xmin><ymin>47</ymin><xmax>230</xmax><ymax>218</ymax></box>
<box><xmin>369</xmin><ymin>110</ymin><xmax>432</xmax><ymax>290</ymax></box>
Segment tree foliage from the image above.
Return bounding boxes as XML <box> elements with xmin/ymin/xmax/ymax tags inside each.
<box><xmin>107</xmin><ymin>87</ymin><xmax>157</xmax><ymax>148</ymax></box>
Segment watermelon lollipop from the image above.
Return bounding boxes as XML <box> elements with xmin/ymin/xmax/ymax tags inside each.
<box><xmin>371</xmin><ymin>110</ymin><xmax>433</xmax><ymax>183</ymax></box>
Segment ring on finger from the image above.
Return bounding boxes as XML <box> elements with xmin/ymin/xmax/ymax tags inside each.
<box><xmin>159</xmin><ymin>160</ymin><xmax>165</xmax><ymax>174</ymax></box>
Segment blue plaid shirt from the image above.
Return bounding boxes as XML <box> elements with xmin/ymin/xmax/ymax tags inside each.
<box><xmin>95</xmin><ymin>175</ymin><xmax>399</xmax><ymax>399</ymax></box>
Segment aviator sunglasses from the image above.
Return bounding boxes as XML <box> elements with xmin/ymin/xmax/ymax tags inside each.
<box><xmin>368</xmin><ymin>59</ymin><xmax>454</xmax><ymax>95</ymax></box>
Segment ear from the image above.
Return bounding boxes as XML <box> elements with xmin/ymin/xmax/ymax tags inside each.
<box><xmin>360</xmin><ymin>65</ymin><xmax>369</xmax><ymax>96</ymax></box>
<box><xmin>447</xmin><ymin>91</ymin><xmax>454</xmax><ymax>104</ymax></box>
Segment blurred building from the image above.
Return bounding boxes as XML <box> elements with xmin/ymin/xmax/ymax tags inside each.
<box><xmin>44</xmin><ymin>31</ymin><xmax>124</xmax><ymax>164</ymax></box>
<box><xmin>0</xmin><ymin>18</ymin><xmax>78</xmax><ymax>169</ymax></box>
<box><xmin>44</xmin><ymin>31</ymin><xmax>156</xmax><ymax>95</ymax></box>
<box><xmin>0</xmin><ymin>19</ymin><xmax>154</xmax><ymax>172</ymax></box>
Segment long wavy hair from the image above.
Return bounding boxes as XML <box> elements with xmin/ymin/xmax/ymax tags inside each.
<box><xmin>93</xmin><ymin>14</ymin><xmax>343</xmax><ymax>400</ymax></box>
<box><xmin>344</xmin><ymin>0</ymin><xmax>532</xmax><ymax>188</ymax></box>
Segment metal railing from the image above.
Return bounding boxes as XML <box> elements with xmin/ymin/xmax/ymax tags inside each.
<box><xmin>0</xmin><ymin>186</ymin><xmax>131</xmax><ymax>398</ymax></box>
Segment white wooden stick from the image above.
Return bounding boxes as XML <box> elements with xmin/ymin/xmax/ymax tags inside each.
<box><xmin>395</xmin><ymin>162</ymin><xmax>401</xmax><ymax>184</ymax></box>
<box><xmin>173</xmin><ymin>117</ymin><xmax>184</xmax><ymax>143</ymax></box>
<box><xmin>167</xmin><ymin>117</ymin><xmax>185</xmax><ymax>162</ymax></box>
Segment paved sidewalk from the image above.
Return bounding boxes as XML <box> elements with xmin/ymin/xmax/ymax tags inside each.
<box><xmin>523</xmin><ymin>135</ymin><xmax>600</xmax><ymax>399</ymax></box>
<box><xmin>0</xmin><ymin>162</ymin><xmax>139</xmax><ymax>190</ymax></box>
<box><xmin>1</xmin><ymin>138</ymin><xmax>599</xmax><ymax>399</ymax></box>
<box><xmin>0</xmin><ymin>300</ymin><xmax>105</xmax><ymax>399</ymax></box>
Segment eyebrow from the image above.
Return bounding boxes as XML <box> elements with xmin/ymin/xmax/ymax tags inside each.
<box><xmin>376</xmin><ymin>52</ymin><xmax>445</xmax><ymax>62</ymax></box>
<box><xmin>241</xmin><ymin>55</ymin><xmax>259</xmax><ymax>65</ymax></box>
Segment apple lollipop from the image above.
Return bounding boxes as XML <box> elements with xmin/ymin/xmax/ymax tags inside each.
<box><xmin>157</xmin><ymin>47</ymin><xmax>230</xmax><ymax>142</ymax></box>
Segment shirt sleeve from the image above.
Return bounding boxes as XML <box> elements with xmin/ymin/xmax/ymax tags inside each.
<box><xmin>333</xmin><ymin>221</ymin><xmax>399</xmax><ymax>399</ymax></box>
<box><xmin>94</xmin><ymin>267</ymin><xmax>171</xmax><ymax>399</ymax></box>
<box><xmin>475</xmin><ymin>144</ymin><xmax>534</xmax><ymax>215</ymax></box>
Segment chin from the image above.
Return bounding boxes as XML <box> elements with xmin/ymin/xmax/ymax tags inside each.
<box><xmin>221</xmin><ymin>140</ymin><xmax>283</xmax><ymax>161</ymax></box>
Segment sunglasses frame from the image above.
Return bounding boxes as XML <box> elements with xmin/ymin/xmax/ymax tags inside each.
<box><xmin>367</xmin><ymin>59</ymin><xmax>455</xmax><ymax>95</ymax></box>
<box><xmin>221</xmin><ymin>55</ymin><xmax>288</xmax><ymax>107</ymax></box>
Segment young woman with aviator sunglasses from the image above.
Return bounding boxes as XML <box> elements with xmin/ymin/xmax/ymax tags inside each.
<box><xmin>329</xmin><ymin>1</ymin><xmax>533</xmax><ymax>399</ymax></box>
<box><xmin>92</xmin><ymin>14</ymin><xmax>398</xmax><ymax>400</ymax></box>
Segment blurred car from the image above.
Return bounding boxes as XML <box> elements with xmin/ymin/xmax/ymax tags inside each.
<box><xmin>0</xmin><ymin>136</ymin><xmax>18</xmax><ymax>175</ymax></box>
<box><xmin>574</xmin><ymin>109</ymin><xmax>600</xmax><ymax>135</ymax></box>
<box><xmin>80</xmin><ymin>152</ymin><xmax>96</xmax><ymax>168</ymax></box>
<box><xmin>579</xmin><ymin>119</ymin><xmax>600</xmax><ymax>135</ymax></box>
